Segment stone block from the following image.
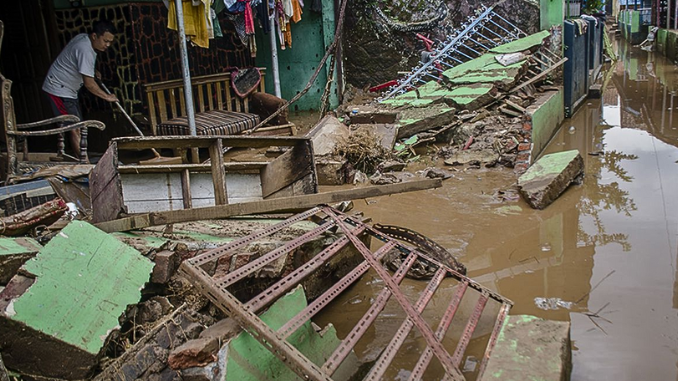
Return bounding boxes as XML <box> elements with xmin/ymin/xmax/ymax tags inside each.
<box><xmin>151</xmin><ymin>250</ymin><xmax>179</xmax><ymax>284</ymax></box>
<box><xmin>518</xmin><ymin>150</ymin><xmax>584</xmax><ymax>209</ymax></box>
<box><xmin>168</xmin><ymin>337</ymin><xmax>219</xmax><ymax>370</ymax></box>
<box><xmin>0</xmin><ymin>237</ymin><xmax>42</xmax><ymax>284</ymax></box>
<box><xmin>0</xmin><ymin>221</ymin><xmax>153</xmax><ymax>380</ymax></box>
<box><xmin>480</xmin><ymin>315</ymin><xmax>571</xmax><ymax>381</ymax></box>
<box><xmin>315</xmin><ymin>158</ymin><xmax>349</xmax><ymax>185</ymax></box>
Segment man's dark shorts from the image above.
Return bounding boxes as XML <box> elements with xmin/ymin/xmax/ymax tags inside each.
<box><xmin>45</xmin><ymin>93</ymin><xmax>82</xmax><ymax>122</ymax></box>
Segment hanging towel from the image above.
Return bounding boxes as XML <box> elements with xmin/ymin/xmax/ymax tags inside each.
<box><xmin>291</xmin><ymin>0</ymin><xmax>302</xmax><ymax>23</ymax></box>
<box><xmin>168</xmin><ymin>0</ymin><xmax>210</xmax><ymax>48</ymax></box>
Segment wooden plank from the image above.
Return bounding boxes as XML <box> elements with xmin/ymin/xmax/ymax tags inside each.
<box><xmin>260</xmin><ymin>142</ymin><xmax>314</xmax><ymax>198</ymax></box>
<box><xmin>168</xmin><ymin>88</ymin><xmax>177</xmax><ymax>119</ymax></box>
<box><xmin>181</xmin><ymin>169</ymin><xmax>192</xmax><ymax>209</ymax></box>
<box><xmin>209</xmin><ymin>139</ymin><xmax>228</xmax><ymax>205</ymax></box>
<box><xmin>90</xmin><ymin>143</ymin><xmax>126</xmax><ymax>223</ymax></box>
<box><xmin>197</xmin><ymin>85</ymin><xmax>206</xmax><ymax>113</ymax></box>
<box><xmin>216</xmin><ymin>82</ymin><xmax>224</xmax><ymax>110</ymax></box>
<box><xmin>117</xmin><ymin>162</ymin><xmax>267</xmax><ymax>174</ymax></box>
<box><xmin>179</xmin><ymin>90</ymin><xmax>186</xmax><ymax>118</ymax></box>
<box><xmin>146</xmin><ymin>93</ymin><xmax>158</xmax><ymax>135</ymax></box>
<box><xmin>113</xmin><ymin>136</ymin><xmax>310</xmax><ymax>150</ymax></box>
<box><xmin>95</xmin><ymin>179</ymin><xmax>443</xmax><ymax>232</ymax></box>
<box><xmin>207</xmin><ymin>84</ymin><xmax>214</xmax><ymax>110</ymax></box>
<box><xmin>225</xmin><ymin>77</ymin><xmax>233</xmax><ymax>111</ymax></box>
<box><xmin>510</xmin><ymin>58</ymin><xmax>567</xmax><ymax>94</ymax></box>
<box><xmin>157</xmin><ymin>91</ymin><xmax>168</xmax><ymax>123</ymax></box>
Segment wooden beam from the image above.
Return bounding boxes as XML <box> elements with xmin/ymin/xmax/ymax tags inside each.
<box><xmin>95</xmin><ymin>179</ymin><xmax>443</xmax><ymax>233</ymax></box>
<box><xmin>113</xmin><ymin>136</ymin><xmax>310</xmax><ymax>151</ymax></box>
<box><xmin>209</xmin><ymin>139</ymin><xmax>228</xmax><ymax>205</ymax></box>
<box><xmin>510</xmin><ymin>58</ymin><xmax>567</xmax><ymax>94</ymax></box>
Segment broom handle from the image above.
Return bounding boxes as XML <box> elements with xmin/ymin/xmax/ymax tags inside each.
<box><xmin>98</xmin><ymin>80</ymin><xmax>146</xmax><ymax>138</ymax></box>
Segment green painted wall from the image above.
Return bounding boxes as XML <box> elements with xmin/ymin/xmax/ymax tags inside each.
<box><xmin>539</xmin><ymin>0</ymin><xmax>564</xmax><ymax>31</ymax></box>
<box><xmin>255</xmin><ymin>3</ymin><xmax>338</xmax><ymax>111</ymax></box>
<box><xmin>53</xmin><ymin>0</ymin><xmax>159</xmax><ymax>10</ymax></box>
<box><xmin>10</xmin><ymin>221</ymin><xmax>152</xmax><ymax>354</ymax></box>
<box><xmin>530</xmin><ymin>90</ymin><xmax>564</xmax><ymax>159</ymax></box>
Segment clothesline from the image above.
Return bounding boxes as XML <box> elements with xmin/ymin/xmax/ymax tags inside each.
<box><xmin>166</xmin><ymin>0</ymin><xmax>319</xmax><ymax>56</ymax></box>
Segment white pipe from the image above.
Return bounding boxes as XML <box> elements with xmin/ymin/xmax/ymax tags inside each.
<box><xmin>269</xmin><ymin>13</ymin><xmax>282</xmax><ymax>97</ymax></box>
<box><xmin>174</xmin><ymin>0</ymin><xmax>197</xmax><ymax>136</ymax></box>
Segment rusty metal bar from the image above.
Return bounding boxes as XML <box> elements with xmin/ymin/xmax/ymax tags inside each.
<box><xmin>476</xmin><ymin>303</ymin><xmax>511</xmax><ymax>380</ymax></box>
<box><xmin>322</xmin><ymin>251</ymin><xmax>419</xmax><ymax>374</ymax></box>
<box><xmin>407</xmin><ymin>281</ymin><xmax>470</xmax><ymax>381</ymax></box>
<box><xmin>277</xmin><ymin>241</ymin><xmax>397</xmax><ymax>339</ymax></box>
<box><xmin>188</xmin><ymin>207</ymin><xmax>322</xmax><ymax>267</ymax></box>
<box><xmin>364</xmin><ymin>268</ymin><xmax>449</xmax><ymax>381</ymax></box>
<box><xmin>349</xmin><ymin>217</ymin><xmax>512</xmax><ymax>306</ymax></box>
<box><xmin>451</xmin><ymin>292</ymin><xmax>489</xmax><ymax>367</ymax></box>
<box><xmin>323</xmin><ymin>208</ymin><xmax>460</xmax><ymax>378</ymax></box>
<box><xmin>245</xmin><ymin>226</ymin><xmax>366</xmax><ymax>313</ymax></box>
<box><xmin>180</xmin><ymin>263</ymin><xmax>334</xmax><ymax>381</ymax></box>
<box><xmin>214</xmin><ymin>218</ymin><xmax>345</xmax><ymax>288</ymax></box>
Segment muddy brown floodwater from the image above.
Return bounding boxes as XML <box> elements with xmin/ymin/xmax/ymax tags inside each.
<box><xmin>312</xmin><ymin>37</ymin><xmax>678</xmax><ymax>380</ymax></box>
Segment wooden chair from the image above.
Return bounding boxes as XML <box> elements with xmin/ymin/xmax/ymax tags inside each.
<box><xmin>0</xmin><ymin>20</ymin><xmax>105</xmax><ymax>181</ymax></box>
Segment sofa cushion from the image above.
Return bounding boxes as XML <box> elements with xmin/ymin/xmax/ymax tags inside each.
<box><xmin>156</xmin><ymin>109</ymin><xmax>260</xmax><ymax>136</ymax></box>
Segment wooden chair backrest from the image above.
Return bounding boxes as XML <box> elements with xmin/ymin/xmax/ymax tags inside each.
<box><xmin>143</xmin><ymin>69</ymin><xmax>267</xmax><ymax>135</ymax></box>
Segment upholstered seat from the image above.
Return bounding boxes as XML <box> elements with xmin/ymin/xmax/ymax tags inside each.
<box><xmin>155</xmin><ymin>109</ymin><xmax>260</xmax><ymax>136</ymax></box>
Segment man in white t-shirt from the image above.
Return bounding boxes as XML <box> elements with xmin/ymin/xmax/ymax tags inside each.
<box><xmin>42</xmin><ymin>19</ymin><xmax>119</xmax><ymax>159</ymax></box>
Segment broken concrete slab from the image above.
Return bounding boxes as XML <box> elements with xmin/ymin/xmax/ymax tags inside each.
<box><xmin>443</xmin><ymin>54</ymin><xmax>528</xmax><ymax>91</ymax></box>
<box><xmin>0</xmin><ymin>221</ymin><xmax>154</xmax><ymax>380</ymax></box>
<box><xmin>306</xmin><ymin>115</ymin><xmax>349</xmax><ymax>156</ymax></box>
<box><xmin>480</xmin><ymin>315</ymin><xmax>571</xmax><ymax>381</ymax></box>
<box><xmin>518</xmin><ymin>150</ymin><xmax>584</xmax><ymax>209</ymax></box>
<box><xmin>379</xmin><ymin>81</ymin><xmax>449</xmax><ymax>108</ymax></box>
<box><xmin>444</xmin><ymin>150</ymin><xmax>500</xmax><ymax>167</ymax></box>
<box><xmin>488</xmin><ymin>30</ymin><xmax>551</xmax><ymax>54</ymax></box>
<box><xmin>346</xmin><ymin>105</ymin><xmax>398</xmax><ymax>124</ymax></box>
<box><xmin>0</xmin><ymin>237</ymin><xmax>42</xmax><ymax>284</ymax></box>
<box><xmin>396</xmin><ymin>104</ymin><xmax>457</xmax><ymax>139</ymax></box>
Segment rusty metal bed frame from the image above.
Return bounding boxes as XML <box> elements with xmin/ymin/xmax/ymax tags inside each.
<box><xmin>180</xmin><ymin>206</ymin><xmax>512</xmax><ymax>380</ymax></box>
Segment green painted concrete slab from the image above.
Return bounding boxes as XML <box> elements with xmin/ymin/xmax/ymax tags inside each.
<box><xmin>446</xmin><ymin>83</ymin><xmax>495</xmax><ymax>106</ymax></box>
<box><xmin>489</xmin><ymin>30</ymin><xmax>551</xmax><ymax>54</ymax></box>
<box><xmin>10</xmin><ymin>221</ymin><xmax>153</xmax><ymax>354</ymax></box>
<box><xmin>518</xmin><ymin>150</ymin><xmax>583</xmax><ymax>209</ymax></box>
<box><xmin>518</xmin><ymin>150</ymin><xmax>579</xmax><ymax>184</ymax></box>
<box><xmin>442</xmin><ymin>54</ymin><xmax>526</xmax><ymax>84</ymax></box>
<box><xmin>481</xmin><ymin>315</ymin><xmax>571</xmax><ymax>381</ymax></box>
<box><xmin>223</xmin><ymin>285</ymin><xmax>356</xmax><ymax>381</ymax></box>
<box><xmin>0</xmin><ymin>237</ymin><xmax>42</xmax><ymax>284</ymax></box>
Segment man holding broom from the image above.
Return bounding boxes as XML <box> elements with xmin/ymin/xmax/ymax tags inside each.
<box><xmin>42</xmin><ymin>19</ymin><xmax>119</xmax><ymax>160</ymax></box>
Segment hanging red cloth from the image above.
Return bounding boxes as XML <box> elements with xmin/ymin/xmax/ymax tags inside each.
<box><xmin>237</xmin><ymin>0</ymin><xmax>255</xmax><ymax>34</ymax></box>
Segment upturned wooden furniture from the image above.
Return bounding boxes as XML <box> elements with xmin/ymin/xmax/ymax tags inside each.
<box><xmin>0</xmin><ymin>20</ymin><xmax>105</xmax><ymax>181</ymax></box>
<box><xmin>143</xmin><ymin>69</ymin><xmax>296</xmax><ymax>137</ymax></box>
<box><xmin>90</xmin><ymin>135</ymin><xmax>317</xmax><ymax>223</ymax></box>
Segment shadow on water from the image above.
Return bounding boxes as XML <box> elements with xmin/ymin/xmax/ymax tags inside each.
<box><xmin>315</xmin><ymin>36</ymin><xmax>678</xmax><ymax>380</ymax></box>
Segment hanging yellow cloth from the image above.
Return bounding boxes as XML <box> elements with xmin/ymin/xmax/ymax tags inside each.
<box><xmin>168</xmin><ymin>0</ymin><xmax>210</xmax><ymax>48</ymax></box>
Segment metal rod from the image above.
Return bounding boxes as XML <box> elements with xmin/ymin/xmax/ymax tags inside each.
<box><xmin>173</xmin><ymin>0</ymin><xmax>197</xmax><ymax>136</ymax></box>
<box><xmin>407</xmin><ymin>281</ymin><xmax>470</xmax><ymax>381</ymax></box>
<box><xmin>244</xmin><ymin>229</ymin><xmax>364</xmax><ymax>313</ymax></box>
<box><xmin>188</xmin><ymin>208</ymin><xmax>321</xmax><ymax>267</ymax></box>
<box><xmin>215</xmin><ymin>220</ymin><xmax>342</xmax><ymax>288</ymax></box>
<box><xmin>364</xmin><ymin>268</ymin><xmax>449</xmax><ymax>381</ymax></box>
<box><xmin>181</xmin><ymin>264</ymin><xmax>335</xmax><ymax>381</ymax></box>
<box><xmin>277</xmin><ymin>241</ymin><xmax>398</xmax><ymax>339</ymax></box>
<box><xmin>322</xmin><ymin>252</ymin><xmax>419</xmax><ymax>374</ymax></box>
<box><xmin>476</xmin><ymin>303</ymin><xmax>511</xmax><ymax>380</ymax></box>
<box><xmin>451</xmin><ymin>293</ymin><xmax>489</xmax><ymax>366</ymax></box>
<box><xmin>323</xmin><ymin>209</ymin><xmax>460</xmax><ymax>377</ymax></box>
